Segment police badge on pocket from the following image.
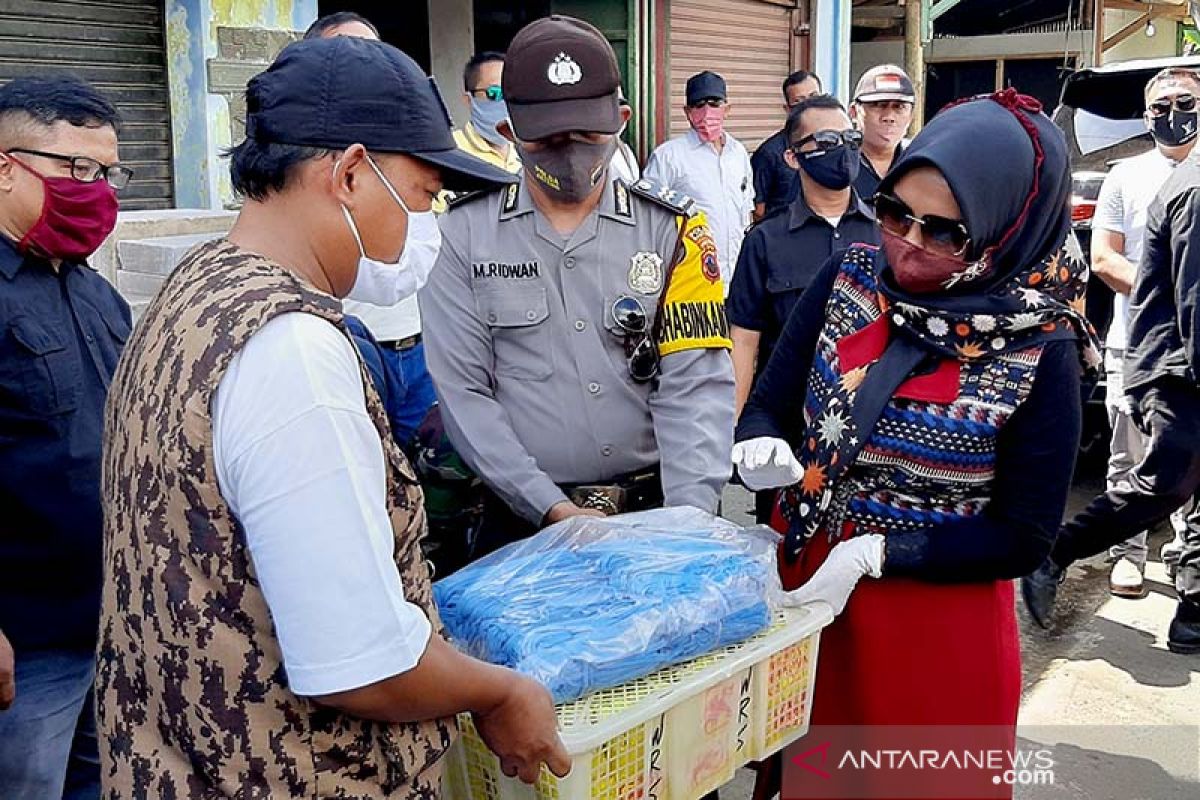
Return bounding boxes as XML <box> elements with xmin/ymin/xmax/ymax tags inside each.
<box><xmin>628</xmin><ymin>251</ymin><xmax>664</xmax><ymax>295</ymax></box>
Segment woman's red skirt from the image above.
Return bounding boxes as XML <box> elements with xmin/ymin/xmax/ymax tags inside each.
<box><xmin>777</xmin><ymin>522</ymin><xmax>1022</xmax><ymax>799</ymax></box>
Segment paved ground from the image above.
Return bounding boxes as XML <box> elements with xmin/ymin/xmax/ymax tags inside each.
<box><xmin>716</xmin><ymin>476</ymin><xmax>1200</xmax><ymax>800</ymax></box>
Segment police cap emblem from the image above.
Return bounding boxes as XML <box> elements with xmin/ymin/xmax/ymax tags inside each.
<box><xmin>628</xmin><ymin>251</ymin><xmax>664</xmax><ymax>295</ymax></box>
<box><xmin>548</xmin><ymin>52</ymin><xmax>583</xmax><ymax>85</ymax></box>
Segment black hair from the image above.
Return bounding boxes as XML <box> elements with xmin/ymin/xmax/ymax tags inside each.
<box><xmin>303</xmin><ymin>11</ymin><xmax>379</xmax><ymax>40</ymax></box>
<box><xmin>782</xmin><ymin>69</ymin><xmax>821</xmax><ymax>98</ymax></box>
<box><xmin>463</xmin><ymin>51</ymin><xmax>506</xmax><ymax>92</ymax></box>
<box><xmin>0</xmin><ymin>76</ymin><xmax>121</xmax><ymax>143</ymax></box>
<box><xmin>784</xmin><ymin>94</ymin><xmax>847</xmax><ymax>144</ymax></box>
<box><xmin>227</xmin><ymin>138</ymin><xmax>331</xmax><ymax>202</ymax></box>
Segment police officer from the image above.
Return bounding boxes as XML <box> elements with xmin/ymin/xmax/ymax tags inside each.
<box><xmin>421</xmin><ymin>15</ymin><xmax>735</xmax><ymax>560</ymax></box>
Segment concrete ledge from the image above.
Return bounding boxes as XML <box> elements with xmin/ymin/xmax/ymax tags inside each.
<box><xmin>118</xmin><ymin>232</ymin><xmax>223</xmax><ymax>276</ymax></box>
<box><xmin>92</xmin><ymin>209</ymin><xmax>235</xmax><ymax>284</ymax></box>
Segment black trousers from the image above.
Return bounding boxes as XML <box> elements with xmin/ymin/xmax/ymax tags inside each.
<box><xmin>1051</xmin><ymin>379</ymin><xmax>1200</xmax><ymax>603</ymax></box>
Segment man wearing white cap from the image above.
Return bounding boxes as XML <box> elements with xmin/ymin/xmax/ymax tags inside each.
<box><xmin>851</xmin><ymin>64</ymin><xmax>915</xmax><ymax>199</ymax></box>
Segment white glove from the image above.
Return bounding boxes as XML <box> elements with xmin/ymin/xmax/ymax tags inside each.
<box><xmin>780</xmin><ymin>534</ymin><xmax>885</xmax><ymax>617</ymax></box>
<box><xmin>732</xmin><ymin>437</ymin><xmax>803</xmax><ymax>491</ymax></box>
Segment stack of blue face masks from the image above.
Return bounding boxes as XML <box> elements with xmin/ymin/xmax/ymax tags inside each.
<box><xmin>434</xmin><ymin>519</ymin><xmax>774</xmax><ymax>704</ymax></box>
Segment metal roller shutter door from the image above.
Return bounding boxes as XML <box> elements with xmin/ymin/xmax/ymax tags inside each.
<box><xmin>0</xmin><ymin>0</ymin><xmax>173</xmax><ymax>210</ymax></box>
<box><xmin>668</xmin><ymin>0</ymin><xmax>794</xmax><ymax>150</ymax></box>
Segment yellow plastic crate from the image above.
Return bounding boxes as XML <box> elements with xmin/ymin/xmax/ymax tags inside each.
<box><xmin>442</xmin><ymin>605</ymin><xmax>832</xmax><ymax>800</ymax></box>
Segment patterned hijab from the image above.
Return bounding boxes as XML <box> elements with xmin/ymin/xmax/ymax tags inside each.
<box><xmin>874</xmin><ymin>89</ymin><xmax>1101</xmax><ymax>370</ymax></box>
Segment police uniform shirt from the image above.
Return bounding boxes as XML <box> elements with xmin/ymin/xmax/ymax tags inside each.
<box><xmin>727</xmin><ymin>190</ymin><xmax>878</xmax><ymax>370</ymax></box>
<box><xmin>420</xmin><ymin>177</ymin><xmax>735</xmax><ymax>525</ymax></box>
<box><xmin>751</xmin><ymin>129</ymin><xmax>799</xmax><ymax>218</ymax></box>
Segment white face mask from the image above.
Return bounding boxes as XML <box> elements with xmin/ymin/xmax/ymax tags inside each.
<box><xmin>341</xmin><ymin>155</ymin><xmax>443</xmax><ymax>306</ymax></box>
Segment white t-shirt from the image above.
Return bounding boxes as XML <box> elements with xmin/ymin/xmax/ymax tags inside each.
<box><xmin>342</xmin><ymin>293</ymin><xmax>422</xmax><ymax>343</ymax></box>
<box><xmin>1092</xmin><ymin>148</ymin><xmax>1180</xmax><ymax>350</ymax></box>
<box><xmin>212</xmin><ymin>312</ymin><xmax>432</xmax><ymax>697</ymax></box>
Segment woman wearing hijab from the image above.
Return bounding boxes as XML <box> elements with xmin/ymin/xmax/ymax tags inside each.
<box><xmin>734</xmin><ymin>90</ymin><xmax>1100</xmax><ymax>795</ymax></box>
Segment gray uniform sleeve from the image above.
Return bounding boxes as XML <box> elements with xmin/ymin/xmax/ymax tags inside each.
<box><xmin>648</xmin><ymin>347</ymin><xmax>735</xmax><ymax>512</ymax></box>
<box><xmin>419</xmin><ymin>230</ymin><xmax>568</xmax><ymax>524</ymax></box>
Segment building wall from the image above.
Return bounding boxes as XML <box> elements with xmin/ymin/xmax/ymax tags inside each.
<box><xmin>850</xmin><ymin>39</ymin><xmax>904</xmax><ymax>91</ymax></box>
<box><xmin>1103</xmin><ymin>9</ymin><xmax>1179</xmax><ymax>64</ymax></box>
<box><xmin>430</xmin><ymin>0</ymin><xmax>475</xmax><ymax>129</ymax></box>
<box><xmin>166</xmin><ymin>0</ymin><xmax>318</xmax><ymax>211</ymax></box>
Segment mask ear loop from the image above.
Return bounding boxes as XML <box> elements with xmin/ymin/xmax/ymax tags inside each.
<box><xmin>364</xmin><ymin>154</ymin><xmax>416</xmax><ymax>216</ymax></box>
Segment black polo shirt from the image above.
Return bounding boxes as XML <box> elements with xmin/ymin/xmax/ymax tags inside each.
<box><xmin>853</xmin><ymin>141</ymin><xmax>907</xmax><ymax>201</ymax></box>
<box><xmin>751</xmin><ymin>129</ymin><xmax>799</xmax><ymax>218</ymax></box>
<box><xmin>0</xmin><ymin>236</ymin><xmax>130</xmax><ymax>652</ymax></box>
<box><xmin>728</xmin><ymin>190</ymin><xmax>879</xmax><ymax>370</ymax></box>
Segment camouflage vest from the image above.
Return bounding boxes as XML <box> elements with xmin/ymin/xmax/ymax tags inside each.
<box><xmin>97</xmin><ymin>239</ymin><xmax>454</xmax><ymax>798</ymax></box>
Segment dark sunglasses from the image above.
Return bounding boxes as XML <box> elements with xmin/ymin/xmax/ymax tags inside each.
<box><xmin>791</xmin><ymin>129</ymin><xmax>864</xmax><ymax>154</ymax></box>
<box><xmin>872</xmin><ymin>192</ymin><xmax>971</xmax><ymax>259</ymax></box>
<box><xmin>470</xmin><ymin>85</ymin><xmax>503</xmax><ymax>102</ymax></box>
<box><xmin>688</xmin><ymin>98</ymin><xmax>726</xmax><ymax>109</ymax></box>
<box><xmin>611</xmin><ymin>295</ymin><xmax>660</xmax><ymax>383</ymax></box>
<box><xmin>1148</xmin><ymin>93</ymin><xmax>1196</xmax><ymax>117</ymax></box>
<box><xmin>6</xmin><ymin>148</ymin><xmax>133</xmax><ymax>190</ymax></box>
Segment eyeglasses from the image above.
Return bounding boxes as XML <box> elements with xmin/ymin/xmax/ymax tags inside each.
<box><xmin>611</xmin><ymin>295</ymin><xmax>660</xmax><ymax>383</ymax></box>
<box><xmin>470</xmin><ymin>85</ymin><xmax>503</xmax><ymax>102</ymax></box>
<box><xmin>688</xmin><ymin>99</ymin><xmax>726</xmax><ymax>109</ymax></box>
<box><xmin>791</xmin><ymin>129</ymin><xmax>864</xmax><ymax>153</ymax></box>
<box><xmin>6</xmin><ymin>148</ymin><xmax>134</xmax><ymax>189</ymax></box>
<box><xmin>1148</xmin><ymin>93</ymin><xmax>1196</xmax><ymax>117</ymax></box>
<box><xmin>873</xmin><ymin>192</ymin><xmax>971</xmax><ymax>258</ymax></box>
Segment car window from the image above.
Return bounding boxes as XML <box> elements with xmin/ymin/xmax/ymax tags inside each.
<box><xmin>1074</xmin><ymin>108</ymin><xmax>1147</xmax><ymax>155</ymax></box>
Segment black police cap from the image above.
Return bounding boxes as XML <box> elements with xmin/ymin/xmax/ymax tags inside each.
<box><xmin>502</xmin><ymin>15</ymin><xmax>622</xmax><ymax>140</ymax></box>
<box><xmin>244</xmin><ymin>36</ymin><xmax>515</xmax><ymax>191</ymax></box>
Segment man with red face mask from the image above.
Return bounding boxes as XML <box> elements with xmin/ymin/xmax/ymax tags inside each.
<box><xmin>0</xmin><ymin>76</ymin><xmax>131</xmax><ymax>800</ymax></box>
<box><xmin>644</xmin><ymin>71</ymin><xmax>754</xmax><ymax>291</ymax></box>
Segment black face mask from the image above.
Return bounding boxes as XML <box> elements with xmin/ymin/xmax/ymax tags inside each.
<box><xmin>518</xmin><ymin>138</ymin><xmax>616</xmax><ymax>202</ymax></box>
<box><xmin>1150</xmin><ymin>109</ymin><xmax>1198</xmax><ymax>147</ymax></box>
<box><xmin>796</xmin><ymin>144</ymin><xmax>861</xmax><ymax>190</ymax></box>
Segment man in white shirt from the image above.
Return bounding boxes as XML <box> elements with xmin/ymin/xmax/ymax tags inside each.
<box><xmin>97</xmin><ymin>35</ymin><xmax>568</xmax><ymax>796</ymax></box>
<box><xmin>1091</xmin><ymin>67</ymin><xmax>1200</xmax><ymax>597</ymax></box>
<box><xmin>644</xmin><ymin>71</ymin><xmax>754</xmax><ymax>288</ymax></box>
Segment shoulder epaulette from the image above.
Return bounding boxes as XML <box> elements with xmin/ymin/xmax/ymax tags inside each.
<box><xmin>443</xmin><ymin>184</ymin><xmax>504</xmax><ymax>211</ymax></box>
<box><xmin>629</xmin><ymin>177</ymin><xmax>696</xmax><ymax>217</ymax></box>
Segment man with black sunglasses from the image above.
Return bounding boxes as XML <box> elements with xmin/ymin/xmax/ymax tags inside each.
<box><xmin>422</xmin><ymin>16</ymin><xmax>735</xmax><ymax>562</ymax></box>
<box><xmin>728</xmin><ymin>95</ymin><xmax>878</xmax><ymax>522</ymax></box>
<box><xmin>0</xmin><ymin>76</ymin><xmax>131</xmax><ymax>800</ymax></box>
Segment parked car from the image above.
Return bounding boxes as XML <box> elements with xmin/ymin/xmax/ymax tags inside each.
<box><xmin>1051</xmin><ymin>55</ymin><xmax>1200</xmax><ymax>468</ymax></box>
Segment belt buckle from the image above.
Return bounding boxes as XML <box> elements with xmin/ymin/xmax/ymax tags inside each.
<box><xmin>568</xmin><ymin>485</ymin><xmax>625</xmax><ymax>515</ymax></box>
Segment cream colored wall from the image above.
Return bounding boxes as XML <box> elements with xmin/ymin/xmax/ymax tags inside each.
<box><xmin>1103</xmin><ymin>9</ymin><xmax>1180</xmax><ymax>64</ymax></box>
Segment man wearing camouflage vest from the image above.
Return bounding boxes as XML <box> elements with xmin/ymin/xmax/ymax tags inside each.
<box><xmin>98</xmin><ymin>36</ymin><xmax>569</xmax><ymax>797</ymax></box>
